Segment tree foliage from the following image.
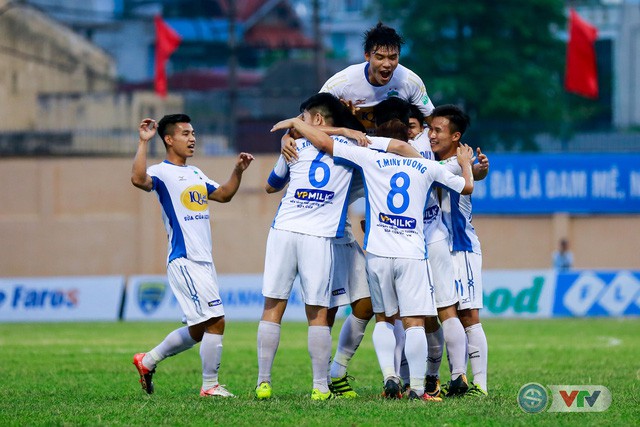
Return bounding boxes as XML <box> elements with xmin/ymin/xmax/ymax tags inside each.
<box><xmin>371</xmin><ymin>0</ymin><xmax>569</xmax><ymax>150</ymax></box>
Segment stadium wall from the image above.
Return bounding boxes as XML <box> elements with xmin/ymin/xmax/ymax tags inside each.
<box><xmin>0</xmin><ymin>155</ymin><xmax>639</xmax><ymax>278</ymax></box>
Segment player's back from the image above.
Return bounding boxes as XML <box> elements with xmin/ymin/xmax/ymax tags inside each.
<box><xmin>333</xmin><ymin>144</ymin><xmax>464</xmax><ymax>259</ymax></box>
<box><xmin>271</xmin><ymin>135</ymin><xmax>354</xmax><ymax>238</ymax></box>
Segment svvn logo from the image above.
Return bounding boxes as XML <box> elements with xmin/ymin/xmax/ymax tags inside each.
<box><xmin>518</xmin><ymin>383</ymin><xmax>611</xmax><ymax>413</ymax></box>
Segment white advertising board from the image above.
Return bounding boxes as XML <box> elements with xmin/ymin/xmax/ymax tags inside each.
<box><xmin>0</xmin><ymin>276</ymin><xmax>124</xmax><ymax>322</ymax></box>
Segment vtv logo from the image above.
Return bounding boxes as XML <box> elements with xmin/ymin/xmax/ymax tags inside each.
<box><xmin>548</xmin><ymin>385</ymin><xmax>611</xmax><ymax>412</ymax></box>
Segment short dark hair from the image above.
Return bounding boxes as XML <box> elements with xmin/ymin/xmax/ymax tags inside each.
<box><xmin>375</xmin><ymin>118</ymin><xmax>409</xmax><ymax>142</ymax></box>
<box><xmin>408</xmin><ymin>104</ymin><xmax>425</xmax><ymax>125</ymax></box>
<box><xmin>364</xmin><ymin>22</ymin><xmax>404</xmax><ymax>54</ymax></box>
<box><xmin>300</xmin><ymin>93</ymin><xmax>365</xmax><ymax>132</ymax></box>
<box><xmin>373</xmin><ymin>97</ymin><xmax>411</xmax><ymax>127</ymax></box>
<box><xmin>157</xmin><ymin>114</ymin><xmax>191</xmax><ymax>145</ymax></box>
<box><xmin>300</xmin><ymin>93</ymin><xmax>344</xmax><ymax>126</ymax></box>
<box><xmin>430</xmin><ymin>104</ymin><xmax>470</xmax><ymax>135</ymax></box>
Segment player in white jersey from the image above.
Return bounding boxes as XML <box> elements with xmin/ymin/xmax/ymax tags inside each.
<box><xmin>320</xmin><ymin>22</ymin><xmax>433</xmax><ymax>133</ymax></box>
<box><xmin>257</xmin><ymin>93</ymin><xmax>421</xmax><ymax>401</ymax></box>
<box><xmin>372</xmin><ymin>99</ymin><xmax>471</xmax><ymax>398</ymax></box>
<box><xmin>429</xmin><ymin>104</ymin><xmax>489</xmax><ymax>397</ymax></box>
<box><xmin>271</xmin><ymin>116</ymin><xmax>475</xmax><ymax>402</ymax></box>
<box><xmin>130</xmin><ymin>114</ymin><xmax>254</xmax><ymax>398</ymax></box>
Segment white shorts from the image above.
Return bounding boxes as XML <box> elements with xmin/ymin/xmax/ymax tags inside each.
<box><xmin>453</xmin><ymin>251</ymin><xmax>483</xmax><ymax>310</ymax></box>
<box><xmin>427</xmin><ymin>238</ymin><xmax>459</xmax><ymax>309</ymax></box>
<box><xmin>329</xmin><ymin>241</ymin><xmax>370</xmax><ymax>309</ymax></box>
<box><xmin>166</xmin><ymin>258</ymin><xmax>224</xmax><ymax>326</ymax></box>
<box><xmin>366</xmin><ymin>253</ymin><xmax>436</xmax><ymax>318</ymax></box>
<box><xmin>262</xmin><ymin>228</ymin><xmax>332</xmax><ymax>307</ymax></box>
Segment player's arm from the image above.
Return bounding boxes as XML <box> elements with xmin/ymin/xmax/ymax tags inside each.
<box><xmin>265</xmin><ymin>155</ymin><xmax>289</xmax><ymax>194</ymax></box>
<box><xmin>209</xmin><ymin>152</ymin><xmax>254</xmax><ymax>203</ymax></box>
<box><xmin>271</xmin><ymin>117</ymin><xmax>335</xmax><ymax>155</ymax></box>
<box><xmin>457</xmin><ymin>144</ymin><xmax>475</xmax><ymax>195</ymax></box>
<box><xmin>472</xmin><ymin>147</ymin><xmax>489</xmax><ymax>181</ymax></box>
<box><xmin>131</xmin><ymin>118</ymin><xmax>156</xmax><ymax>192</ymax></box>
<box><xmin>387</xmin><ymin>139</ymin><xmax>422</xmax><ymax>158</ymax></box>
<box><xmin>316</xmin><ymin>125</ymin><xmax>369</xmax><ymax>146</ymax></box>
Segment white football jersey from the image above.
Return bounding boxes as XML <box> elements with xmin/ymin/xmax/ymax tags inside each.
<box><xmin>320</xmin><ymin>62</ymin><xmax>434</xmax><ymax>132</ymax></box>
<box><xmin>409</xmin><ymin>132</ymin><xmax>450</xmax><ymax>245</ymax></box>
<box><xmin>439</xmin><ymin>156</ymin><xmax>482</xmax><ymax>254</ymax></box>
<box><xmin>148</xmin><ymin>160</ymin><xmax>220</xmax><ymax>264</ymax></box>
<box><xmin>332</xmin><ymin>144</ymin><xmax>466</xmax><ymax>259</ymax></box>
<box><xmin>267</xmin><ymin>135</ymin><xmax>360</xmax><ymax>238</ymax></box>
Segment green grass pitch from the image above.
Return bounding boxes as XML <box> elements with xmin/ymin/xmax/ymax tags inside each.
<box><xmin>0</xmin><ymin>318</ymin><xmax>638</xmax><ymax>426</ymax></box>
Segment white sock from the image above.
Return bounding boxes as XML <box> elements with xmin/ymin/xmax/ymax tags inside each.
<box><xmin>466</xmin><ymin>323</ymin><xmax>488</xmax><ymax>391</ymax></box>
<box><xmin>330</xmin><ymin>314</ymin><xmax>368</xmax><ymax>379</ymax></box>
<box><xmin>200</xmin><ymin>332</ymin><xmax>223</xmax><ymax>390</ymax></box>
<box><xmin>145</xmin><ymin>326</ymin><xmax>197</xmax><ymax>369</ymax></box>
<box><xmin>372</xmin><ymin>321</ymin><xmax>397</xmax><ymax>381</ymax></box>
<box><xmin>393</xmin><ymin>319</ymin><xmax>405</xmax><ymax>377</ymax></box>
<box><xmin>425</xmin><ymin>326</ymin><xmax>444</xmax><ymax>377</ymax></box>
<box><xmin>257</xmin><ymin>321</ymin><xmax>280</xmax><ymax>385</ymax></box>
<box><xmin>308</xmin><ymin>326</ymin><xmax>332</xmax><ymax>393</ymax></box>
<box><xmin>442</xmin><ymin>317</ymin><xmax>467</xmax><ymax>378</ymax></box>
<box><xmin>404</xmin><ymin>326</ymin><xmax>427</xmax><ymax>396</ymax></box>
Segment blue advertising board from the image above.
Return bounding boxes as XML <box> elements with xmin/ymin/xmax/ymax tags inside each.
<box><xmin>472</xmin><ymin>154</ymin><xmax>640</xmax><ymax>214</ymax></box>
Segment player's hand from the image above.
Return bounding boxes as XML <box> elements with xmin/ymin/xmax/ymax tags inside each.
<box><xmin>271</xmin><ymin>117</ymin><xmax>301</xmax><ymax>133</ymax></box>
<box><xmin>139</xmin><ymin>118</ymin><xmax>157</xmax><ymax>142</ymax></box>
<box><xmin>234</xmin><ymin>152</ymin><xmax>255</xmax><ymax>173</ymax></box>
<box><xmin>475</xmin><ymin>147</ymin><xmax>489</xmax><ymax>172</ymax></box>
<box><xmin>342</xmin><ymin>128</ymin><xmax>370</xmax><ymax>146</ymax></box>
<box><xmin>456</xmin><ymin>143</ymin><xmax>474</xmax><ymax>166</ymax></box>
<box><xmin>340</xmin><ymin>99</ymin><xmax>360</xmax><ymax>115</ymax></box>
<box><xmin>281</xmin><ymin>137</ymin><xmax>298</xmax><ymax>163</ymax></box>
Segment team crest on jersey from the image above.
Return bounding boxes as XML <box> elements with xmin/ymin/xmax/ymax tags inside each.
<box><xmin>181</xmin><ymin>185</ymin><xmax>208</xmax><ymax>211</ymax></box>
<box><xmin>137</xmin><ymin>281</ymin><xmax>166</xmax><ymax>314</ymax></box>
<box><xmin>386</xmin><ymin>89</ymin><xmax>399</xmax><ymax>98</ymax></box>
<box><xmin>294</xmin><ymin>188</ymin><xmax>335</xmax><ymax>202</ymax></box>
<box><xmin>379</xmin><ymin>212</ymin><xmax>417</xmax><ymax>229</ymax></box>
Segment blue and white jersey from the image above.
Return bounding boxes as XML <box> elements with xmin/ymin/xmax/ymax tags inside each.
<box><xmin>439</xmin><ymin>156</ymin><xmax>482</xmax><ymax>254</ymax></box>
<box><xmin>410</xmin><ymin>132</ymin><xmax>450</xmax><ymax>245</ymax></box>
<box><xmin>148</xmin><ymin>160</ymin><xmax>220</xmax><ymax>265</ymax></box>
<box><xmin>267</xmin><ymin>135</ymin><xmax>359</xmax><ymax>238</ymax></box>
<box><xmin>333</xmin><ymin>144</ymin><xmax>466</xmax><ymax>259</ymax></box>
<box><xmin>320</xmin><ymin>62</ymin><xmax>433</xmax><ymax>133</ymax></box>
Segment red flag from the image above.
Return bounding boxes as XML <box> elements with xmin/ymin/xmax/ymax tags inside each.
<box><xmin>565</xmin><ymin>9</ymin><xmax>598</xmax><ymax>99</ymax></box>
<box><xmin>154</xmin><ymin>15</ymin><xmax>181</xmax><ymax>97</ymax></box>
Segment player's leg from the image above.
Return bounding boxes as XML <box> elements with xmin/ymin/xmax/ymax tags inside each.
<box><xmin>256</xmin><ymin>297</ymin><xmax>287</xmax><ymax>398</ymax></box>
<box><xmin>439</xmin><ymin>305</ymin><xmax>469</xmax><ymax>396</ymax></box>
<box><xmin>329</xmin><ymin>242</ymin><xmax>372</xmax><ymax>397</ymax></box>
<box><xmin>133</xmin><ymin>325</ymin><xmax>197</xmax><ymax>394</ymax></box>
<box><xmin>366</xmin><ymin>253</ymin><xmax>401</xmax><ymax>398</ymax></box>
<box><xmin>169</xmin><ymin>259</ymin><xmax>232</xmax><ymax>397</ymax></box>
<box><xmin>298</xmin><ymin>233</ymin><xmax>334</xmax><ymax>400</ymax></box>
<box><xmin>424</xmin><ymin>316</ymin><xmax>443</xmax><ymax>397</ymax></box>
<box><xmin>459</xmin><ymin>308</ymin><xmax>488</xmax><ymax>396</ymax></box>
<box><xmin>256</xmin><ymin>228</ymin><xmax>298</xmax><ymax>398</ymax></box>
<box><xmin>455</xmin><ymin>251</ymin><xmax>488</xmax><ymax>396</ymax></box>
<box><xmin>425</xmin><ymin>237</ymin><xmax>469</xmax><ymax>396</ymax></box>
<box><xmin>395</xmin><ymin>258</ymin><xmax>440</xmax><ymax>401</ymax></box>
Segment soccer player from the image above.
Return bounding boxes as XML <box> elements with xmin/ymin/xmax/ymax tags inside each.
<box><xmin>130</xmin><ymin>114</ymin><xmax>254</xmax><ymax>397</ymax></box>
<box><xmin>429</xmin><ymin>104</ymin><xmax>489</xmax><ymax>397</ymax></box>
<box><xmin>256</xmin><ymin>93</ymin><xmax>420</xmax><ymax>401</ymax></box>
<box><xmin>320</xmin><ymin>22</ymin><xmax>434</xmax><ymax>133</ymax></box>
<box><xmin>271</xmin><ymin>115</ymin><xmax>475</xmax><ymax>402</ymax></box>
<box><xmin>401</xmin><ymin>103</ymin><xmax>471</xmax><ymax>397</ymax></box>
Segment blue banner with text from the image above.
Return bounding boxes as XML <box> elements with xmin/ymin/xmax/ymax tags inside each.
<box><xmin>471</xmin><ymin>154</ymin><xmax>640</xmax><ymax>214</ymax></box>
